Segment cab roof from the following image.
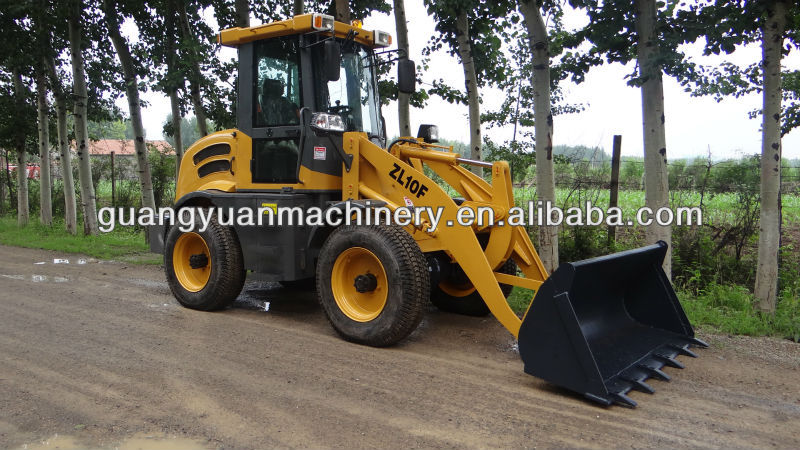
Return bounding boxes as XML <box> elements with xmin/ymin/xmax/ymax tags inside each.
<box><xmin>218</xmin><ymin>14</ymin><xmax>378</xmax><ymax>48</ymax></box>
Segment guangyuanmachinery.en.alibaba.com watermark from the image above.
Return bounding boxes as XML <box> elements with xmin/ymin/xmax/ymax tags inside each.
<box><xmin>96</xmin><ymin>201</ymin><xmax>702</xmax><ymax>233</ymax></box>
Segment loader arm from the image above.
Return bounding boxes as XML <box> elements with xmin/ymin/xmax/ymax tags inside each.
<box><xmin>341</xmin><ymin>132</ymin><xmax>548</xmax><ymax>337</ymax></box>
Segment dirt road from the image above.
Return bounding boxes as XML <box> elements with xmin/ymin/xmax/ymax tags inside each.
<box><xmin>0</xmin><ymin>245</ymin><xmax>798</xmax><ymax>449</ymax></box>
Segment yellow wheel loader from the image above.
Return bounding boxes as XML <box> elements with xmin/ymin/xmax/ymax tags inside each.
<box><xmin>149</xmin><ymin>14</ymin><xmax>706</xmax><ymax>407</ymax></box>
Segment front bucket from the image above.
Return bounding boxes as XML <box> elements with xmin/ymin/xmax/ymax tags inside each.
<box><xmin>518</xmin><ymin>241</ymin><xmax>707</xmax><ymax>407</ymax></box>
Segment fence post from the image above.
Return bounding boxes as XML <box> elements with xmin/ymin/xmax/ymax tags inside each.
<box><xmin>110</xmin><ymin>151</ymin><xmax>116</xmax><ymax>208</ymax></box>
<box><xmin>607</xmin><ymin>135</ymin><xmax>622</xmax><ymax>248</ymax></box>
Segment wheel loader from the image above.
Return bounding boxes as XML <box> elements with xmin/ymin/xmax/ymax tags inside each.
<box><xmin>149</xmin><ymin>13</ymin><xmax>706</xmax><ymax>407</ymax></box>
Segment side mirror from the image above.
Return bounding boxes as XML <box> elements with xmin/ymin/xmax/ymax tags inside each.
<box><xmin>324</xmin><ymin>40</ymin><xmax>341</xmax><ymax>82</ymax></box>
<box><xmin>398</xmin><ymin>59</ymin><xmax>416</xmax><ymax>94</ymax></box>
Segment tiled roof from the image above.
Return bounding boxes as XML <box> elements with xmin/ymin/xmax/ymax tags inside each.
<box><xmin>80</xmin><ymin>139</ymin><xmax>175</xmax><ymax>156</ymax></box>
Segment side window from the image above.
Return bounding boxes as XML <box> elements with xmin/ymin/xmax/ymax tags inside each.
<box><xmin>254</xmin><ymin>37</ymin><xmax>301</xmax><ymax>127</ymax></box>
<box><xmin>252</xmin><ymin>138</ymin><xmax>299</xmax><ymax>184</ymax></box>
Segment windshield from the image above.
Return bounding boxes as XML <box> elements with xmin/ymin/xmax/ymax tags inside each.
<box><xmin>315</xmin><ymin>42</ymin><xmax>381</xmax><ymax>136</ymax></box>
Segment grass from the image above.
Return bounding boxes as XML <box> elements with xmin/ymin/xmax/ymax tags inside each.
<box><xmin>0</xmin><ymin>216</ymin><xmax>160</xmax><ymax>264</ymax></box>
<box><xmin>505</xmin><ymin>283</ymin><xmax>800</xmax><ymax>342</ymax></box>
<box><xmin>679</xmin><ymin>284</ymin><xmax>800</xmax><ymax>341</ymax></box>
<box><xmin>511</xmin><ymin>187</ymin><xmax>800</xmax><ymax>225</ymax></box>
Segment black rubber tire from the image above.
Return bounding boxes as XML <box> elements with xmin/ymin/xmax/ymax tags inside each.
<box><xmin>165</xmin><ymin>210</ymin><xmax>245</xmax><ymax>311</ymax></box>
<box><xmin>279</xmin><ymin>278</ymin><xmax>316</xmax><ymax>291</ymax></box>
<box><xmin>316</xmin><ymin>225</ymin><xmax>429</xmax><ymax>347</ymax></box>
<box><xmin>431</xmin><ymin>258</ymin><xmax>517</xmax><ymax>317</ymax></box>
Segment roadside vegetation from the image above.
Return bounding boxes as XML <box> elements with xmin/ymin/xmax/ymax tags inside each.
<box><xmin>0</xmin><ymin>216</ymin><xmax>154</xmax><ymax>263</ymax></box>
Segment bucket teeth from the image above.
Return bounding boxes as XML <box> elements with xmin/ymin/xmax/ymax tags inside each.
<box><xmin>622</xmin><ymin>377</ymin><xmax>655</xmax><ymax>394</ymax></box>
<box><xmin>668</xmin><ymin>344</ymin><xmax>698</xmax><ymax>358</ymax></box>
<box><xmin>654</xmin><ymin>353</ymin><xmax>685</xmax><ymax>369</ymax></box>
<box><xmin>686</xmin><ymin>337</ymin><xmax>709</xmax><ymax>348</ymax></box>
<box><xmin>611</xmin><ymin>392</ymin><xmax>637</xmax><ymax>408</ymax></box>
<box><xmin>638</xmin><ymin>364</ymin><xmax>671</xmax><ymax>381</ymax></box>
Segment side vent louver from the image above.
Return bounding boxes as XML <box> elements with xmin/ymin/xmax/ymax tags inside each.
<box><xmin>193</xmin><ymin>144</ymin><xmax>231</xmax><ymax>165</ymax></box>
<box><xmin>197</xmin><ymin>159</ymin><xmax>231</xmax><ymax>178</ymax></box>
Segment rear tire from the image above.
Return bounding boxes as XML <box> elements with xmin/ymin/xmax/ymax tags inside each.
<box><xmin>165</xmin><ymin>210</ymin><xmax>245</xmax><ymax>311</ymax></box>
<box><xmin>316</xmin><ymin>225</ymin><xmax>429</xmax><ymax>347</ymax></box>
<box><xmin>431</xmin><ymin>258</ymin><xmax>517</xmax><ymax>316</ymax></box>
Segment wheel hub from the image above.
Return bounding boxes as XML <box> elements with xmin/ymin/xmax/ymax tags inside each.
<box><xmin>354</xmin><ymin>273</ymin><xmax>378</xmax><ymax>293</ymax></box>
<box><xmin>172</xmin><ymin>232</ymin><xmax>212</xmax><ymax>293</ymax></box>
<box><xmin>189</xmin><ymin>253</ymin><xmax>209</xmax><ymax>269</ymax></box>
<box><xmin>331</xmin><ymin>247</ymin><xmax>388</xmax><ymax>322</ymax></box>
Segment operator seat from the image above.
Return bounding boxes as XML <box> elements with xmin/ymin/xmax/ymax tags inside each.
<box><xmin>259</xmin><ymin>78</ymin><xmax>299</xmax><ymax>126</ymax></box>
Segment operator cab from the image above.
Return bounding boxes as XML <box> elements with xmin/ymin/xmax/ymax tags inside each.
<box><xmin>219</xmin><ymin>14</ymin><xmax>414</xmax><ymax>187</ymax></box>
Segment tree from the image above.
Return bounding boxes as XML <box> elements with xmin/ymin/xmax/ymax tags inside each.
<box><xmin>518</xmin><ymin>0</ymin><xmax>557</xmax><ymax>272</ymax></box>
<box><xmin>36</xmin><ymin>71</ymin><xmax>53</xmax><ymax>226</ymax></box>
<box><xmin>12</xmin><ymin>69</ymin><xmax>29</xmax><ymax>226</ymax></box>
<box><xmin>334</xmin><ymin>0</ymin><xmax>350</xmax><ymax>22</ymax></box>
<box><xmin>45</xmin><ymin>48</ymin><xmax>78</xmax><ymax>234</ymax></box>
<box><xmin>423</xmin><ymin>0</ymin><xmax>516</xmax><ymax>176</ymax></box>
<box><xmin>454</xmin><ymin>9</ymin><xmax>482</xmax><ymax>175</ymax></box>
<box><xmin>69</xmin><ymin>0</ymin><xmax>99</xmax><ymax>235</ymax></box>
<box><xmin>235</xmin><ymin>0</ymin><xmax>250</xmax><ymax>27</ymax></box>
<box><xmin>176</xmin><ymin>0</ymin><xmax>209</xmax><ymax>137</ymax></box>
<box><xmin>560</xmin><ymin>0</ymin><xmax>695</xmax><ymax>276</ymax></box>
<box><xmin>101</xmin><ymin>0</ymin><xmax>156</xmax><ymax>211</ymax></box>
<box><xmin>393</xmin><ymin>0</ymin><xmax>411</xmax><ymax>137</ymax></box>
<box><xmin>674</xmin><ymin>0</ymin><xmax>799</xmax><ymax>312</ymax></box>
<box><xmin>635</xmin><ymin>0</ymin><xmax>671</xmax><ymax>276</ymax></box>
<box><xmin>754</xmin><ymin>1</ymin><xmax>787</xmax><ymax>313</ymax></box>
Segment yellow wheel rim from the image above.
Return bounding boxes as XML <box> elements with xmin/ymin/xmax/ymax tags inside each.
<box><xmin>173</xmin><ymin>232</ymin><xmax>212</xmax><ymax>292</ymax></box>
<box><xmin>438</xmin><ymin>280</ymin><xmax>476</xmax><ymax>297</ymax></box>
<box><xmin>331</xmin><ymin>247</ymin><xmax>388</xmax><ymax>322</ymax></box>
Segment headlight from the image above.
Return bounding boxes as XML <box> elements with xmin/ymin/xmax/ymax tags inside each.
<box><xmin>373</xmin><ymin>30</ymin><xmax>392</xmax><ymax>48</ymax></box>
<box><xmin>312</xmin><ymin>14</ymin><xmax>335</xmax><ymax>31</ymax></box>
<box><xmin>310</xmin><ymin>113</ymin><xmax>346</xmax><ymax>134</ymax></box>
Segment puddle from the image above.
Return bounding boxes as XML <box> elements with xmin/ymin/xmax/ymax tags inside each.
<box><xmin>1</xmin><ymin>274</ymin><xmax>25</xmax><ymax>280</ymax></box>
<box><xmin>53</xmin><ymin>258</ymin><xmax>69</xmax><ymax>264</ymax></box>
<box><xmin>16</xmin><ymin>432</ymin><xmax>211</xmax><ymax>450</ymax></box>
<box><xmin>1</xmin><ymin>274</ymin><xmax>69</xmax><ymax>283</ymax></box>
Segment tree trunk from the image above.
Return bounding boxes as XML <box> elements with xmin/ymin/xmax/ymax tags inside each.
<box><xmin>755</xmin><ymin>0</ymin><xmax>786</xmax><ymax>313</ymax></box>
<box><xmin>4</xmin><ymin>149</ymin><xmax>14</xmax><ymax>212</ymax></box>
<box><xmin>170</xmin><ymin>90</ymin><xmax>184</xmax><ymax>179</ymax></box>
<box><xmin>519</xmin><ymin>0</ymin><xmax>558</xmax><ymax>273</ymax></box>
<box><xmin>177</xmin><ymin>0</ymin><xmax>208</xmax><ymax>136</ymax></box>
<box><xmin>103</xmin><ymin>0</ymin><xmax>156</xmax><ymax>211</ymax></box>
<box><xmin>69</xmin><ymin>0</ymin><xmax>99</xmax><ymax>235</ymax></box>
<box><xmin>36</xmin><ymin>71</ymin><xmax>53</xmax><ymax>226</ymax></box>
<box><xmin>47</xmin><ymin>56</ymin><xmax>78</xmax><ymax>235</ymax></box>
<box><xmin>634</xmin><ymin>0</ymin><xmax>670</xmax><ymax>276</ymax></box>
<box><xmin>334</xmin><ymin>0</ymin><xmax>350</xmax><ymax>23</ymax></box>
<box><xmin>12</xmin><ymin>70</ymin><xmax>29</xmax><ymax>226</ymax></box>
<box><xmin>234</xmin><ymin>0</ymin><xmax>249</xmax><ymax>27</ymax></box>
<box><xmin>293</xmin><ymin>0</ymin><xmax>304</xmax><ymax>15</ymax></box>
<box><xmin>164</xmin><ymin>0</ymin><xmax>184</xmax><ymax>179</ymax></box>
<box><xmin>0</xmin><ymin>152</ymin><xmax>5</xmax><ymax>215</ymax></box>
<box><xmin>455</xmin><ymin>10</ymin><xmax>482</xmax><ymax>177</ymax></box>
<box><xmin>393</xmin><ymin>0</ymin><xmax>411</xmax><ymax>137</ymax></box>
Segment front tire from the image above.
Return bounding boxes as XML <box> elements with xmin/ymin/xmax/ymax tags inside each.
<box><xmin>165</xmin><ymin>210</ymin><xmax>245</xmax><ymax>311</ymax></box>
<box><xmin>316</xmin><ymin>225</ymin><xmax>429</xmax><ymax>347</ymax></box>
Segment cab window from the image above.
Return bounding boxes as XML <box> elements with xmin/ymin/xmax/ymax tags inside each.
<box><xmin>254</xmin><ymin>37</ymin><xmax>301</xmax><ymax>127</ymax></box>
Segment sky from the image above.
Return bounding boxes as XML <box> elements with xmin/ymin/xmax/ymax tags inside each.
<box><xmin>127</xmin><ymin>0</ymin><xmax>800</xmax><ymax>160</ymax></box>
